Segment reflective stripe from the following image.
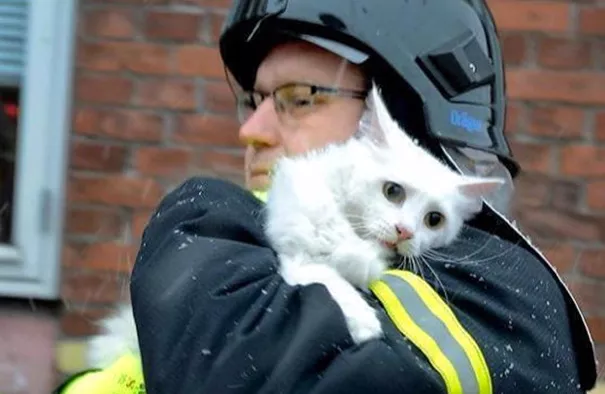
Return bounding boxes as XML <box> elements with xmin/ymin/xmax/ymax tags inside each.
<box><xmin>369</xmin><ymin>270</ymin><xmax>492</xmax><ymax>394</ymax></box>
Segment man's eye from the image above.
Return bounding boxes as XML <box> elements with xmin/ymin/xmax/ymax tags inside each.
<box><xmin>290</xmin><ymin>96</ymin><xmax>313</xmax><ymax>107</ymax></box>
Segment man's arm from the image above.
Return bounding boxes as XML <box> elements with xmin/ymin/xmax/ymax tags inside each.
<box><xmin>420</xmin><ymin>224</ymin><xmax>589</xmax><ymax>393</ymax></box>
<box><xmin>128</xmin><ymin>177</ymin><xmax>450</xmax><ymax>393</ymax></box>
<box><xmin>55</xmin><ymin>176</ymin><xmax>592</xmax><ymax>393</ymax></box>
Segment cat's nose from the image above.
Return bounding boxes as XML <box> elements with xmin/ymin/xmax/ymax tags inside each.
<box><xmin>395</xmin><ymin>225</ymin><xmax>413</xmax><ymax>241</ymax></box>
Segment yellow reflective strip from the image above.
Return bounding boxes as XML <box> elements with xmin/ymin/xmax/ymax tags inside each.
<box><xmin>62</xmin><ymin>352</ymin><xmax>145</xmax><ymax>394</ymax></box>
<box><xmin>370</xmin><ymin>280</ymin><xmax>464</xmax><ymax>394</ymax></box>
<box><xmin>385</xmin><ymin>270</ymin><xmax>492</xmax><ymax>394</ymax></box>
<box><xmin>251</xmin><ymin>189</ymin><xmax>269</xmax><ymax>202</ymax></box>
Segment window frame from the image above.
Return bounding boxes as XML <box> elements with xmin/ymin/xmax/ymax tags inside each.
<box><xmin>0</xmin><ymin>0</ymin><xmax>77</xmax><ymax>299</ymax></box>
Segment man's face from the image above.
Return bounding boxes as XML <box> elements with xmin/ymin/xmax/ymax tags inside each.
<box><xmin>236</xmin><ymin>40</ymin><xmax>367</xmax><ymax>191</ymax></box>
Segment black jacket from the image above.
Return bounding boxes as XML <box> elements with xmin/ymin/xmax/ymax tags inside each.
<box><xmin>130</xmin><ymin>177</ymin><xmax>596</xmax><ymax>394</ymax></box>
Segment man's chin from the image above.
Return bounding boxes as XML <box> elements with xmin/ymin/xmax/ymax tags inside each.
<box><xmin>246</xmin><ymin>174</ymin><xmax>271</xmax><ymax>192</ymax></box>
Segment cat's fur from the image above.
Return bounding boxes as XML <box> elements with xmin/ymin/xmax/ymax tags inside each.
<box><xmin>86</xmin><ymin>83</ymin><xmax>504</xmax><ymax>367</ymax></box>
<box><xmin>87</xmin><ymin>303</ymin><xmax>139</xmax><ymax>368</ymax></box>
<box><xmin>264</xmin><ymin>84</ymin><xmax>504</xmax><ymax>343</ymax></box>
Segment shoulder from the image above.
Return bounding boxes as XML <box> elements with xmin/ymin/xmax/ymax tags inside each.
<box><xmin>425</xmin><ymin>225</ymin><xmax>586</xmax><ymax>392</ymax></box>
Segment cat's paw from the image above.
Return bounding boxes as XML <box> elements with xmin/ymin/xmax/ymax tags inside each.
<box><xmin>343</xmin><ymin>301</ymin><xmax>383</xmax><ymax>344</ymax></box>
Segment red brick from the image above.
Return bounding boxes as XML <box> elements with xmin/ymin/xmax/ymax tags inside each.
<box><xmin>61</xmin><ymin>271</ymin><xmax>126</xmax><ymax>304</ymax></box>
<box><xmin>132</xmin><ymin>210</ymin><xmax>153</xmax><ymax>240</ymax></box>
<box><xmin>536</xmin><ymin>37</ymin><xmax>592</xmax><ymax>70</ymax></box>
<box><xmin>586</xmin><ymin>316</ymin><xmax>605</xmax><ymax>343</ymax></box>
<box><xmin>578</xmin><ymin>249</ymin><xmax>605</xmax><ymax>279</ymax></box>
<box><xmin>508</xmin><ymin>141</ymin><xmax>553</xmax><ymax>174</ymax></box>
<box><xmin>204</xmin><ymin>81</ymin><xmax>236</xmax><ymax>114</ymax></box>
<box><xmin>513</xmin><ymin>207</ymin><xmax>604</xmax><ymax>242</ymax></box>
<box><xmin>173</xmin><ymin>114</ymin><xmax>240</xmax><ymax>147</ymax></box>
<box><xmin>514</xmin><ymin>173</ymin><xmax>580</xmax><ymax>209</ymax></box>
<box><xmin>550</xmin><ymin>179</ymin><xmax>582</xmax><ymax>210</ymax></box>
<box><xmin>77</xmin><ymin>42</ymin><xmax>171</xmax><ymax>74</ymax></box>
<box><xmin>68</xmin><ymin>174</ymin><xmax>164</xmax><ymax>208</ymax></box>
<box><xmin>134</xmin><ymin>147</ymin><xmax>195</xmax><ymax>176</ymax></box>
<box><xmin>596</xmin><ymin>111</ymin><xmax>605</xmax><ymax>141</ymax></box>
<box><xmin>180</xmin><ymin>0</ymin><xmax>232</xmax><ymax>7</ymax></box>
<box><xmin>506</xmin><ymin>69</ymin><xmax>605</xmax><ymax>105</ymax></box>
<box><xmin>208</xmin><ymin>13</ymin><xmax>225</xmax><ymax>44</ymax></box>
<box><xmin>539</xmin><ymin>242</ymin><xmax>577</xmax><ymax>274</ymax></box>
<box><xmin>579</xmin><ymin>8</ymin><xmax>605</xmax><ymax>36</ymax></box>
<box><xmin>513</xmin><ymin>173</ymin><xmax>550</xmax><ymax>207</ymax></box>
<box><xmin>61</xmin><ymin>308</ymin><xmax>111</xmax><ymax>337</ymax></box>
<box><xmin>73</xmin><ymin>108</ymin><xmax>163</xmax><ymax>142</ymax></box>
<box><xmin>597</xmin><ymin>41</ymin><xmax>605</xmax><ymax>70</ymax></box>
<box><xmin>137</xmin><ymin>79</ymin><xmax>196</xmax><ymax>110</ymax></box>
<box><xmin>81</xmin><ymin>8</ymin><xmax>136</xmax><ymax>39</ymax></box>
<box><xmin>175</xmin><ymin>45</ymin><xmax>225</xmax><ymax>78</ymax></box>
<box><xmin>565</xmin><ymin>279</ymin><xmax>605</xmax><ymax>314</ymax></box>
<box><xmin>501</xmin><ymin>34</ymin><xmax>527</xmax><ymax>66</ymax></box>
<box><xmin>527</xmin><ymin>105</ymin><xmax>585</xmax><ymax>138</ymax></box>
<box><xmin>75</xmin><ymin>74</ymin><xmax>134</xmax><ymax>104</ymax></box>
<box><xmin>63</xmin><ymin>242</ymin><xmax>136</xmax><ymax>272</ymax></box>
<box><xmin>488</xmin><ymin>0</ymin><xmax>571</xmax><ymax>33</ymax></box>
<box><xmin>70</xmin><ymin>140</ymin><xmax>128</xmax><ymax>172</ymax></box>
<box><xmin>198</xmin><ymin>150</ymin><xmax>244</xmax><ymax>175</ymax></box>
<box><xmin>504</xmin><ymin>101</ymin><xmax>524</xmax><ymax>135</ymax></box>
<box><xmin>144</xmin><ymin>11</ymin><xmax>201</xmax><ymax>41</ymax></box>
<box><xmin>560</xmin><ymin>145</ymin><xmax>605</xmax><ymax>176</ymax></box>
<box><xmin>587</xmin><ymin>181</ymin><xmax>605</xmax><ymax>210</ymax></box>
<box><xmin>65</xmin><ymin>207</ymin><xmax>124</xmax><ymax>238</ymax></box>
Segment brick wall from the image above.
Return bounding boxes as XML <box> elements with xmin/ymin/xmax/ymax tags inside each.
<box><xmin>492</xmin><ymin>0</ymin><xmax>605</xmax><ymax>367</ymax></box>
<box><xmin>58</xmin><ymin>0</ymin><xmax>605</xmax><ymax>380</ymax></box>
<box><xmin>60</xmin><ymin>0</ymin><xmax>240</xmax><ymax>344</ymax></box>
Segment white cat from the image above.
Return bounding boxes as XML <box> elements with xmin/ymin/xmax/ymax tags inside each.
<box><xmin>87</xmin><ymin>303</ymin><xmax>139</xmax><ymax>368</ymax></box>
<box><xmin>86</xmin><ymin>83</ymin><xmax>504</xmax><ymax>367</ymax></box>
<box><xmin>264</xmin><ymin>83</ymin><xmax>504</xmax><ymax>344</ymax></box>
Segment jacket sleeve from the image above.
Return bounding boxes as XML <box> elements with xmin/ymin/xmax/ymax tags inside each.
<box><xmin>129</xmin><ymin>177</ymin><xmax>447</xmax><ymax>394</ymax></box>
<box><xmin>128</xmin><ymin>176</ymin><xmax>589</xmax><ymax>394</ymax></box>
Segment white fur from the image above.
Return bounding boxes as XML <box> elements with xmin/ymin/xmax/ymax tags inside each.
<box><xmin>266</xmin><ymin>82</ymin><xmax>504</xmax><ymax>344</ymax></box>
<box><xmin>87</xmin><ymin>303</ymin><xmax>139</xmax><ymax>368</ymax></box>
<box><xmin>87</xmin><ymin>83</ymin><xmax>505</xmax><ymax>360</ymax></box>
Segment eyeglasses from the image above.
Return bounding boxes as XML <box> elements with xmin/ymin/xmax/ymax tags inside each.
<box><xmin>231</xmin><ymin>82</ymin><xmax>368</xmax><ymax>125</ymax></box>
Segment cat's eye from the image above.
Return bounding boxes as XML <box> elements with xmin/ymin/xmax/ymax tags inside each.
<box><xmin>424</xmin><ymin>211</ymin><xmax>446</xmax><ymax>229</ymax></box>
<box><xmin>382</xmin><ymin>181</ymin><xmax>406</xmax><ymax>204</ymax></box>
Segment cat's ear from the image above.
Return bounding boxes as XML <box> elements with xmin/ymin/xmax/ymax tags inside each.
<box><xmin>360</xmin><ymin>83</ymin><xmax>387</xmax><ymax>146</ymax></box>
<box><xmin>457</xmin><ymin>177</ymin><xmax>506</xmax><ymax>198</ymax></box>
<box><xmin>361</xmin><ymin>82</ymin><xmax>400</xmax><ymax>147</ymax></box>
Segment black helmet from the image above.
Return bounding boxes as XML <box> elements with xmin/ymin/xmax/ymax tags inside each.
<box><xmin>219</xmin><ymin>0</ymin><xmax>520</xmax><ymax>179</ymax></box>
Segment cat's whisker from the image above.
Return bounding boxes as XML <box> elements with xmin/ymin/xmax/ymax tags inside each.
<box><xmin>429</xmin><ymin>236</ymin><xmax>495</xmax><ymax>264</ymax></box>
<box><xmin>424</xmin><ymin>248</ymin><xmax>480</xmax><ymax>265</ymax></box>
<box><xmin>394</xmin><ymin>254</ymin><xmax>408</xmax><ymax>271</ymax></box>
<box><xmin>426</xmin><ymin>241</ymin><xmax>515</xmax><ymax>266</ymax></box>
<box><xmin>419</xmin><ymin>255</ymin><xmax>450</xmax><ymax>304</ymax></box>
<box><xmin>423</xmin><ymin>250</ymin><xmax>468</xmax><ymax>264</ymax></box>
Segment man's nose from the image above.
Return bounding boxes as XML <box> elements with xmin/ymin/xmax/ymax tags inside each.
<box><xmin>238</xmin><ymin>99</ymin><xmax>280</xmax><ymax>147</ymax></box>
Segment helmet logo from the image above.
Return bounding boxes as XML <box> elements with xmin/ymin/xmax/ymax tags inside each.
<box><xmin>450</xmin><ymin>109</ymin><xmax>482</xmax><ymax>133</ymax></box>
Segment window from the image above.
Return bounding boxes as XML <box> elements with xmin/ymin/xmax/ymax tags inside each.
<box><xmin>0</xmin><ymin>0</ymin><xmax>77</xmax><ymax>299</ymax></box>
<box><xmin>0</xmin><ymin>88</ymin><xmax>19</xmax><ymax>244</ymax></box>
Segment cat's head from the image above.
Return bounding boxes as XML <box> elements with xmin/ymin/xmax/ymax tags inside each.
<box><xmin>345</xmin><ymin>168</ymin><xmax>503</xmax><ymax>257</ymax></box>
<box><xmin>344</xmin><ymin>82</ymin><xmax>504</xmax><ymax>256</ymax></box>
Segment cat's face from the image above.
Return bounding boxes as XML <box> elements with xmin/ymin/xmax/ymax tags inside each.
<box><xmin>345</xmin><ymin>172</ymin><xmax>490</xmax><ymax>257</ymax></box>
<box><xmin>346</xmin><ymin>165</ymin><xmax>491</xmax><ymax>256</ymax></box>
<box><xmin>342</xmin><ymin>82</ymin><xmax>504</xmax><ymax>256</ymax></box>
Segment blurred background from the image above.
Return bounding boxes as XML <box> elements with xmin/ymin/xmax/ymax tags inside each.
<box><xmin>0</xmin><ymin>0</ymin><xmax>603</xmax><ymax>392</ymax></box>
